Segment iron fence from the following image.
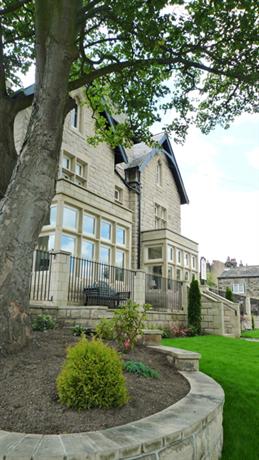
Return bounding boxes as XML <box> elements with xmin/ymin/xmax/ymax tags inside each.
<box><xmin>68</xmin><ymin>257</ymin><xmax>135</xmax><ymax>306</ymax></box>
<box><xmin>145</xmin><ymin>273</ymin><xmax>182</xmax><ymax>310</ymax></box>
<box><xmin>30</xmin><ymin>250</ymin><xmax>54</xmax><ymax>301</ymax></box>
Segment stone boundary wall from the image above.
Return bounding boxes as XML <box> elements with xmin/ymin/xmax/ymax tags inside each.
<box><xmin>30</xmin><ymin>304</ymin><xmax>187</xmax><ymax>329</ymax></box>
<box><xmin>0</xmin><ymin>363</ymin><xmax>224</xmax><ymax>459</ymax></box>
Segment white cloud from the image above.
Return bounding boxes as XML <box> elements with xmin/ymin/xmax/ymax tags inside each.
<box><xmin>173</xmin><ymin>127</ymin><xmax>259</xmax><ymax>265</ymax></box>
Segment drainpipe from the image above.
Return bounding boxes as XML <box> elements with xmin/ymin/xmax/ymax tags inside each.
<box><xmin>114</xmin><ymin>168</ymin><xmax>141</xmax><ymax>269</ymax></box>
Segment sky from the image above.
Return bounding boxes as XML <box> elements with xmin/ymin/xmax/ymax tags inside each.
<box><xmin>21</xmin><ymin>68</ymin><xmax>259</xmax><ymax>266</ymax></box>
<box><xmin>154</xmin><ymin>113</ymin><xmax>259</xmax><ymax>266</ymax></box>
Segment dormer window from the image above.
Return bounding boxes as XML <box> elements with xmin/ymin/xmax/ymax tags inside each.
<box><xmin>156</xmin><ymin>160</ymin><xmax>162</xmax><ymax>186</ymax></box>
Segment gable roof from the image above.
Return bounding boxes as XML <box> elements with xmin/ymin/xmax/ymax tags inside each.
<box><xmin>219</xmin><ymin>266</ymin><xmax>259</xmax><ymax>279</ymax></box>
<box><xmin>125</xmin><ymin>132</ymin><xmax>189</xmax><ymax>205</ymax></box>
<box><xmin>16</xmin><ymin>84</ymin><xmax>128</xmax><ymax>164</ymax></box>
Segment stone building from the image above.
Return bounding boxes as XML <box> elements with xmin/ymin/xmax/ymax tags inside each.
<box><xmin>218</xmin><ymin>265</ymin><xmax>259</xmax><ymax>298</ymax></box>
<box><xmin>14</xmin><ymin>86</ymin><xmax>199</xmax><ymax>284</ymax></box>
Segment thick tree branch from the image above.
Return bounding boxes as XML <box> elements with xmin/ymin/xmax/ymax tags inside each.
<box><xmin>68</xmin><ymin>55</ymin><xmax>248</xmax><ymax>92</ymax></box>
<box><xmin>0</xmin><ymin>0</ymin><xmax>31</xmax><ymax>15</ymax></box>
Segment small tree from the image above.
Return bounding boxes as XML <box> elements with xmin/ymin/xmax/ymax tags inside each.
<box><xmin>225</xmin><ymin>287</ymin><xmax>234</xmax><ymax>302</ymax></box>
<box><xmin>188</xmin><ymin>277</ymin><xmax>201</xmax><ymax>334</ymax></box>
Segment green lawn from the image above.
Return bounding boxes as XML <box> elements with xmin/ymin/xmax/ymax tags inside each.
<box><xmin>241</xmin><ymin>328</ymin><xmax>259</xmax><ymax>339</ymax></box>
<box><xmin>162</xmin><ymin>336</ymin><xmax>259</xmax><ymax>460</ymax></box>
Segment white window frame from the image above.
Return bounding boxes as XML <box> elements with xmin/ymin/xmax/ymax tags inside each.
<box><xmin>83</xmin><ymin>213</ymin><xmax>96</xmax><ymax>236</ymax></box>
<box><xmin>62</xmin><ymin>154</ymin><xmax>71</xmax><ymax>170</ymax></box>
<box><xmin>60</xmin><ymin>233</ymin><xmax>76</xmax><ymax>255</ymax></box>
<box><xmin>100</xmin><ymin>220</ymin><xmax>112</xmax><ymax>241</ymax></box>
<box><xmin>176</xmin><ymin>249</ymin><xmax>182</xmax><ymax>265</ymax></box>
<box><xmin>168</xmin><ymin>245</ymin><xmax>174</xmax><ymax>262</ymax></box>
<box><xmin>147</xmin><ymin>245</ymin><xmax>163</xmax><ymax>261</ymax></box>
<box><xmin>184</xmin><ymin>253</ymin><xmax>189</xmax><ymax>267</ymax></box>
<box><xmin>232</xmin><ymin>283</ymin><xmax>245</xmax><ymax>294</ymax></box>
<box><xmin>116</xmin><ymin>226</ymin><xmax>126</xmax><ymax>246</ymax></box>
<box><xmin>63</xmin><ymin>205</ymin><xmax>78</xmax><ymax>230</ymax></box>
<box><xmin>115</xmin><ymin>186</ymin><xmax>123</xmax><ymax>203</ymax></box>
<box><xmin>81</xmin><ymin>239</ymin><xmax>95</xmax><ymax>261</ymax></box>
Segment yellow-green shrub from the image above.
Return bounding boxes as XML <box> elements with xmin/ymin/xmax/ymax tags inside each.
<box><xmin>56</xmin><ymin>338</ymin><xmax>128</xmax><ymax>410</ymax></box>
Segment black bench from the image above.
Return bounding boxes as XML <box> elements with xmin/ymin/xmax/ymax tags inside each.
<box><xmin>84</xmin><ymin>282</ymin><xmax>130</xmax><ymax>309</ymax></box>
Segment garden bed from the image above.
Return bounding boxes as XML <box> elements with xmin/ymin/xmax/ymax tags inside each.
<box><xmin>0</xmin><ymin>329</ymin><xmax>189</xmax><ymax>434</ymax></box>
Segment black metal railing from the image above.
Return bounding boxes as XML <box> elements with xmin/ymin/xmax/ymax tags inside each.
<box><xmin>145</xmin><ymin>273</ymin><xmax>182</xmax><ymax>310</ymax></box>
<box><xmin>68</xmin><ymin>257</ymin><xmax>135</xmax><ymax>306</ymax></box>
<box><xmin>30</xmin><ymin>250</ymin><xmax>54</xmax><ymax>301</ymax></box>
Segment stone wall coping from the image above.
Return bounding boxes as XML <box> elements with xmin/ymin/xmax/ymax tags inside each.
<box><xmin>142</xmin><ymin>329</ymin><xmax>163</xmax><ymax>335</ymax></box>
<box><xmin>149</xmin><ymin>344</ymin><xmax>201</xmax><ymax>360</ymax></box>
<box><xmin>0</xmin><ymin>369</ymin><xmax>224</xmax><ymax>460</ymax></box>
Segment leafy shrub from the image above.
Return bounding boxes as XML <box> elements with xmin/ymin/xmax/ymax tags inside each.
<box><xmin>123</xmin><ymin>360</ymin><xmax>159</xmax><ymax>378</ymax></box>
<box><xmin>188</xmin><ymin>277</ymin><xmax>201</xmax><ymax>334</ymax></box>
<box><xmin>56</xmin><ymin>338</ymin><xmax>128</xmax><ymax>410</ymax></box>
<box><xmin>32</xmin><ymin>314</ymin><xmax>56</xmax><ymax>331</ymax></box>
<box><xmin>95</xmin><ymin>318</ymin><xmax>115</xmax><ymax>340</ymax></box>
<box><xmin>113</xmin><ymin>301</ymin><xmax>151</xmax><ymax>351</ymax></box>
<box><xmin>225</xmin><ymin>287</ymin><xmax>234</xmax><ymax>302</ymax></box>
<box><xmin>72</xmin><ymin>324</ymin><xmax>85</xmax><ymax>336</ymax></box>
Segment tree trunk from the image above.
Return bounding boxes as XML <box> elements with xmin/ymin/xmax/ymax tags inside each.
<box><xmin>0</xmin><ymin>0</ymin><xmax>81</xmax><ymax>354</ymax></box>
<box><xmin>0</xmin><ymin>100</ymin><xmax>17</xmax><ymax>199</ymax></box>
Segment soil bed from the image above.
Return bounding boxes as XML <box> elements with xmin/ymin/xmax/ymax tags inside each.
<box><xmin>0</xmin><ymin>329</ymin><xmax>189</xmax><ymax>434</ymax></box>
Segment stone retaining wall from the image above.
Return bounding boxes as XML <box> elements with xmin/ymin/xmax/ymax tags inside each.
<box><xmin>0</xmin><ymin>368</ymin><xmax>224</xmax><ymax>460</ymax></box>
<box><xmin>30</xmin><ymin>304</ymin><xmax>187</xmax><ymax>329</ymax></box>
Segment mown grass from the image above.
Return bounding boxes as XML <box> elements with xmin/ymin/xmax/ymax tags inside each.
<box><xmin>162</xmin><ymin>336</ymin><xmax>259</xmax><ymax>460</ymax></box>
<box><xmin>241</xmin><ymin>328</ymin><xmax>259</xmax><ymax>339</ymax></box>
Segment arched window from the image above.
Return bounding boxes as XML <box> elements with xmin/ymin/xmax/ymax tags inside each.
<box><xmin>156</xmin><ymin>160</ymin><xmax>162</xmax><ymax>186</ymax></box>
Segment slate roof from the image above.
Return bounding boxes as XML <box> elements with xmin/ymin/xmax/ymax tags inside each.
<box><xmin>125</xmin><ymin>132</ymin><xmax>189</xmax><ymax>205</ymax></box>
<box><xmin>219</xmin><ymin>266</ymin><xmax>259</xmax><ymax>279</ymax></box>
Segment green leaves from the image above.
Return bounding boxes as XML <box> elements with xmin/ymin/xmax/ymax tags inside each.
<box><xmin>1</xmin><ymin>0</ymin><xmax>258</xmax><ymax>140</ymax></box>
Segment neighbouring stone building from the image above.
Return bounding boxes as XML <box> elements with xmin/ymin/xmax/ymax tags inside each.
<box><xmin>218</xmin><ymin>265</ymin><xmax>259</xmax><ymax>298</ymax></box>
<box><xmin>14</xmin><ymin>86</ymin><xmax>199</xmax><ymax>284</ymax></box>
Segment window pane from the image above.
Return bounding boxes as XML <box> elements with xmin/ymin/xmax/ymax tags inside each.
<box><xmin>101</xmin><ymin>220</ymin><xmax>111</xmax><ymax>240</ymax></box>
<box><xmin>148</xmin><ymin>246</ymin><xmax>162</xmax><ymax>260</ymax></box>
<box><xmin>75</xmin><ymin>163</ymin><xmax>82</xmax><ymax>176</ymax></box>
<box><xmin>83</xmin><ymin>214</ymin><xmax>95</xmax><ymax>235</ymax></box>
<box><xmin>82</xmin><ymin>240</ymin><xmax>94</xmax><ymax>260</ymax></box>
<box><xmin>177</xmin><ymin>250</ymin><xmax>182</xmax><ymax>264</ymax></box>
<box><xmin>116</xmin><ymin>250</ymin><xmax>124</xmax><ymax>268</ymax></box>
<box><xmin>62</xmin><ymin>156</ymin><xmax>70</xmax><ymax>169</ymax></box>
<box><xmin>100</xmin><ymin>246</ymin><xmax>110</xmax><ymax>265</ymax></box>
<box><xmin>168</xmin><ymin>245</ymin><xmax>174</xmax><ymax>261</ymax></box>
<box><xmin>63</xmin><ymin>207</ymin><xmax>77</xmax><ymax>229</ymax></box>
<box><xmin>38</xmin><ymin>235</ymin><xmax>55</xmax><ymax>252</ymax></box>
<box><xmin>168</xmin><ymin>265</ymin><xmax>173</xmax><ymax>279</ymax></box>
<box><xmin>116</xmin><ymin>226</ymin><xmax>125</xmax><ymax>245</ymax></box>
<box><xmin>61</xmin><ymin>234</ymin><xmax>75</xmax><ymax>255</ymax></box>
<box><xmin>71</xmin><ymin>105</ymin><xmax>78</xmax><ymax>128</ymax></box>
<box><xmin>50</xmin><ymin>206</ymin><xmax>57</xmax><ymax>226</ymax></box>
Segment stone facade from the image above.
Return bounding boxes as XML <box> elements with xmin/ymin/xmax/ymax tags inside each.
<box><xmin>15</xmin><ymin>88</ymin><xmax>199</xmax><ymax>308</ymax></box>
<box><xmin>219</xmin><ymin>274</ymin><xmax>259</xmax><ymax>298</ymax></box>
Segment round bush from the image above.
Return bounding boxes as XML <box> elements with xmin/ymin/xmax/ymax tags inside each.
<box><xmin>56</xmin><ymin>338</ymin><xmax>128</xmax><ymax>410</ymax></box>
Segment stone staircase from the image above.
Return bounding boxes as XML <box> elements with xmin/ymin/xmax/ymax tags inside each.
<box><xmin>201</xmin><ymin>288</ymin><xmax>240</xmax><ymax>337</ymax></box>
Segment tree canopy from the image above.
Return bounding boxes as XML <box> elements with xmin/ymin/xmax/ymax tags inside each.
<box><xmin>1</xmin><ymin>0</ymin><xmax>258</xmax><ymax>146</ymax></box>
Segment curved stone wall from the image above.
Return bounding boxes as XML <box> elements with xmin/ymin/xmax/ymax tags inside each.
<box><xmin>0</xmin><ymin>370</ymin><xmax>224</xmax><ymax>460</ymax></box>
